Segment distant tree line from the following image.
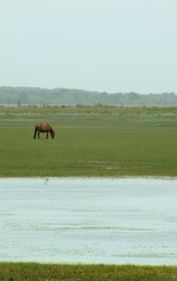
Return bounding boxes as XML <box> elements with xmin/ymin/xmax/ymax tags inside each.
<box><xmin>0</xmin><ymin>86</ymin><xmax>177</xmax><ymax>106</ymax></box>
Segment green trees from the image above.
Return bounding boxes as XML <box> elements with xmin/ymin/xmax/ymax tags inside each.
<box><xmin>0</xmin><ymin>86</ymin><xmax>176</xmax><ymax>106</ymax></box>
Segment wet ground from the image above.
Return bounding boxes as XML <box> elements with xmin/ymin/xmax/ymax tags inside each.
<box><xmin>0</xmin><ymin>177</ymin><xmax>177</xmax><ymax>264</ymax></box>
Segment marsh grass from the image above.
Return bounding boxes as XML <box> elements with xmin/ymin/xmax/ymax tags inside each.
<box><xmin>0</xmin><ymin>263</ymin><xmax>177</xmax><ymax>281</ymax></box>
<box><xmin>0</xmin><ymin>106</ymin><xmax>177</xmax><ymax>177</ymax></box>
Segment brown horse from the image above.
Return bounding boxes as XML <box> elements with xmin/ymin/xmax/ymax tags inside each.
<box><xmin>33</xmin><ymin>122</ymin><xmax>55</xmax><ymax>139</ymax></box>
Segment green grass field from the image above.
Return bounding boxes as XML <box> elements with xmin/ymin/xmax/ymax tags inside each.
<box><xmin>0</xmin><ymin>106</ymin><xmax>177</xmax><ymax>177</ymax></box>
<box><xmin>0</xmin><ymin>263</ymin><xmax>177</xmax><ymax>281</ymax></box>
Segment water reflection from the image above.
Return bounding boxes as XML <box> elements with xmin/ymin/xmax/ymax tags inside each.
<box><xmin>0</xmin><ymin>177</ymin><xmax>177</xmax><ymax>264</ymax></box>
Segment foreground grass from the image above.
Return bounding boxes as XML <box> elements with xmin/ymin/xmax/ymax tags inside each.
<box><xmin>0</xmin><ymin>106</ymin><xmax>177</xmax><ymax>177</ymax></box>
<box><xmin>0</xmin><ymin>263</ymin><xmax>177</xmax><ymax>281</ymax></box>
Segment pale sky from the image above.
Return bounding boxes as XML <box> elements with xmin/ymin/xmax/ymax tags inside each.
<box><xmin>0</xmin><ymin>0</ymin><xmax>176</xmax><ymax>94</ymax></box>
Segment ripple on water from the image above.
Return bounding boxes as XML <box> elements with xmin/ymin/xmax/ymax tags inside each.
<box><xmin>0</xmin><ymin>177</ymin><xmax>177</xmax><ymax>264</ymax></box>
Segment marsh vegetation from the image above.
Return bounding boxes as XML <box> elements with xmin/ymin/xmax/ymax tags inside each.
<box><xmin>1</xmin><ymin>263</ymin><xmax>177</xmax><ymax>281</ymax></box>
<box><xmin>0</xmin><ymin>105</ymin><xmax>177</xmax><ymax>177</ymax></box>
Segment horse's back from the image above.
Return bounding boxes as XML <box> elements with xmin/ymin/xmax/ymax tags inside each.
<box><xmin>35</xmin><ymin>122</ymin><xmax>50</xmax><ymax>131</ymax></box>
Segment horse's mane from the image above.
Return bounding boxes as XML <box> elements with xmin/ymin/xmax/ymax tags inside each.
<box><xmin>49</xmin><ymin>126</ymin><xmax>55</xmax><ymax>138</ymax></box>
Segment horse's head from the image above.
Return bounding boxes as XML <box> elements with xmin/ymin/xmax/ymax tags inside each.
<box><xmin>50</xmin><ymin>128</ymin><xmax>55</xmax><ymax>139</ymax></box>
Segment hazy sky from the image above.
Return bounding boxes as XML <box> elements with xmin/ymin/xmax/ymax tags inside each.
<box><xmin>0</xmin><ymin>0</ymin><xmax>176</xmax><ymax>93</ymax></box>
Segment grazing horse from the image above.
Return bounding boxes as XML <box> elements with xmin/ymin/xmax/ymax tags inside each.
<box><xmin>33</xmin><ymin>122</ymin><xmax>55</xmax><ymax>139</ymax></box>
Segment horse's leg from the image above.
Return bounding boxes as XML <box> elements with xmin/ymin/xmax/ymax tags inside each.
<box><xmin>37</xmin><ymin>130</ymin><xmax>40</xmax><ymax>138</ymax></box>
<box><xmin>33</xmin><ymin>128</ymin><xmax>37</xmax><ymax>139</ymax></box>
<box><xmin>46</xmin><ymin>131</ymin><xmax>49</xmax><ymax>139</ymax></box>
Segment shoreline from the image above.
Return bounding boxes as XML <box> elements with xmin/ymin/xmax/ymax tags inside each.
<box><xmin>0</xmin><ymin>175</ymin><xmax>177</xmax><ymax>180</ymax></box>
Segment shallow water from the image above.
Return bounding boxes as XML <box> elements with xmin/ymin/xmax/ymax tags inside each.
<box><xmin>0</xmin><ymin>177</ymin><xmax>177</xmax><ymax>264</ymax></box>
